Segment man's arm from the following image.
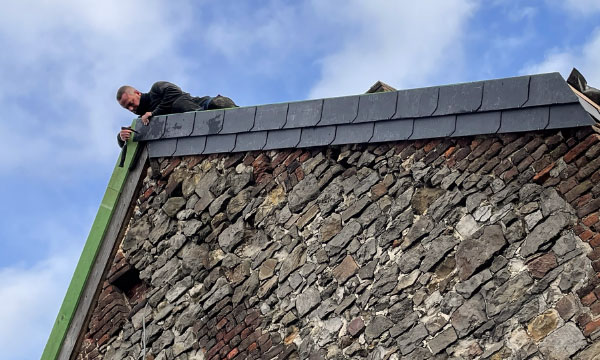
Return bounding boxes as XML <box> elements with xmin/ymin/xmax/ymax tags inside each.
<box><xmin>149</xmin><ymin>81</ymin><xmax>185</xmax><ymax>116</ymax></box>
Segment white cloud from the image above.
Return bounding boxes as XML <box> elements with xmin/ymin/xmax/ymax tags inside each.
<box><xmin>521</xmin><ymin>28</ymin><xmax>600</xmax><ymax>86</ymax></box>
<box><xmin>0</xmin><ymin>0</ymin><xmax>195</xmax><ymax>178</ymax></box>
<box><xmin>561</xmin><ymin>0</ymin><xmax>600</xmax><ymax>14</ymax></box>
<box><xmin>308</xmin><ymin>0</ymin><xmax>478</xmax><ymax>98</ymax></box>
<box><xmin>0</xmin><ymin>251</ymin><xmax>80</xmax><ymax>360</ymax></box>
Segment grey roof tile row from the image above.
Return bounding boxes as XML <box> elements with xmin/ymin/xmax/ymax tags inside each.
<box><xmin>137</xmin><ymin>73</ymin><xmax>581</xmax><ymax>142</ymax></box>
<box><xmin>135</xmin><ymin>72</ymin><xmax>597</xmax><ymax>158</ymax></box>
<box><xmin>145</xmin><ymin>102</ymin><xmax>597</xmax><ymax>158</ymax></box>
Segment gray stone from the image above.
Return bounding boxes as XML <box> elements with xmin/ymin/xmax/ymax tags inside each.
<box><xmin>296</xmin><ymin>287</ymin><xmax>321</xmax><ymax>316</ymax></box>
<box><xmin>455</xmin><ymin>224</ymin><xmax>506</xmax><ymax>280</ymax></box>
<box><xmin>552</xmin><ymin>233</ymin><xmax>577</xmax><ymax>258</ymax></box>
<box><xmin>279</xmin><ymin>244</ymin><xmax>307</xmax><ymax>282</ymax></box>
<box><xmin>487</xmin><ymin>271</ymin><xmax>533</xmax><ymax>320</ymax></box>
<box><xmin>289</xmin><ymin>175</ymin><xmax>321</xmax><ymax>213</ymax></box>
<box><xmin>152</xmin><ymin>330</ymin><xmax>174</xmax><ymax>353</ymax></box>
<box><xmin>182</xmin><ymin>219</ymin><xmax>202</xmax><ymax>237</ymax></box>
<box><xmin>539</xmin><ymin>323</ymin><xmax>587</xmax><ymax>359</ymax></box>
<box><xmin>332</xmin><ymin>255</ymin><xmax>359</xmax><ymax>284</ymax></box>
<box><xmin>321</xmin><ymin>214</ymin><xmax>342</xmax><ymax>243</ymax></box>
<box><xmin>524</xmin><ymin>210</ymin><xmax>543</xmax><ymax>231</ymax></box>
<box><xmin>390</xmin><ymin>312</ymin><xmax>419</xmax><ymax>338</ymax></box>
<box><xmin>450</xmin><ymin>294</ymin><xmax>487</xmax><ymax>337</ymax></box>
<box><xmin>520</xmin><ymin>212</ymin><xmax>572</xmax><ymax>257</ymax></box>
<box><xmin>342</xmin><ymin>196</ymin><xmax>371</xmax><ymax>222</ymax></box>
<box><xmin>347</xmin><ymin>317</ymin><xmax>365</xmax><ymax>337</ymax></box>
<box><xmin>412</xmin><ymin>187</ymin><xmax>445</xmax><ymax>214</ymax></box>
<box><xmin>259</xmin><ymin>258</ymin><xmax>278</xmax><ymax>280</ymax></box>
<box><xmin>455</xmin><ymin>214</ymin><xmax>480</xmax><ymax>239</ymax></box>
<box><xmin>365</xmin><ymin>316</ymin><xmax>394</xmax><ymax>341</ymax></box>
<box><xmin>217</xmin><ymin>218</ymin><xmax>245</xmax><ymax>252</ymax></box>
<box><xmin>540</xmin><ymin>188</ymin><xmax>571</xmax><ymax>217</ymax></box>
<box><xmin>200</xmin><ymin>277</ymin><xmax>232</xmax><ymax>310</ymax></box>
<box><xmin>355</xmin><ymin>170</ymin><xmax>379</xmax><ymax>196</ymax></box>
<box><xmin>575</xmin><ymin>341</ymin><xmax>600</xmax><ymax>360</ymax></box>
<box><xmin>226</xmin><ymin>188</ymin><xmax>251</xmax><ymax>219</ymax></box>
<box><xmin>466</xmin><ymin>193</ymin><xmax>487</xmax><ymax>213</ymax></box>
<box><xmin>232</xmin><ymin>272</ymin><xmax>259</xmax><ymax>305</ymax></box>
<box><xmin>327</xmin><ymin>221</ymin><xmax>361</xmax><ymax>256</ymax></box>
<box><xmin>397</xmin><ymin>323</ymin><xmax>428</xmax><ymax>355</ymax></box>
<box><xmin>398</xmin><ymin>244</ymin><xmax>425</xmax><ymax>273</ymax></box>
<box><xmin>165</xmin><ymin>276</ymin><xmax>192</xmax><ymax>302</ymax></box>
<box><xmin>403</xmin><ymin>216</ymin><xmax>434</xmax><ymax>249</ymax></box>
<box><xmin>209</xmin><ymin>192</ymin><xmax>231</xmax><ymax>216</ymax></box>
<box><xmin>163</xmin><ymin>197</ymin><xmax>186</xmax><ymax>217</ymax></box>
<box><xmin>420</xmin><ymin>235</ymin><xmax>457</xmax><ymax>272</ymax></box>
<box><xmin>455</xmin><ymin>269</ymin><xmax>492</xmax><ymax>298</ymax></box>
<box><xmin>427</xmin><ymin>327</ymin><xmax>458</xmax><ymax>355</ymax></box>
<box><xmin>173</xmin><ymin>327</ymin><xmax>195</xmax><ymax>356</ymax></box>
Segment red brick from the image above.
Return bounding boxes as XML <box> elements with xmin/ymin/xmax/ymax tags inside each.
<box><xmin>424</xmin><ymin>139</ymin><xmax>440</xmax><ymax>153</ymax></box>
<box><xmin>580</xmin><ymin>230</ymin><xmax>594</xmax><ymax>242</ymax></box>
<box><xmin>470</xmin><ymin>139</ymin><xmax>482</xmax><ymax>151</ymax></box>
<box><xmin>283</xmin><ymin>150</ymin><xmax>303</xmax><ymax>166</ymax></box>
<box><xmin>533</xmin><ymin>162</ymin><xmax>555</xmax><ymax>183</ymax></box>
<box><xmin>576</xmin><ymin>193</ymin><xmax>593</xmax><ymax>208</ymax></box>
<box><xmin>582</xmin><ymin>292</ymin><xmax>597</xmax><ymax>306</ymax></box>
<box><xmin>593</xmin><ymin>260</ymin><xmax>600</xmax><ymax>272</ymax></box>
<box><xmin>592</xmin><ymin>302</ymin><xmax>600</xmax><ymax>316</ymax></box>
<box><xmin>161</xmin><ymin>158</ymin><xmax>181</xmax><ymax>178</ymax></box>
<box><xmin>583</xmin><ymin>214</ymin><xmax>599</xmax><ymax>227</ymax></box>
<box><xmin>248</xmin><ymin>342</ymin><xmax>258</xmax><ymax>352</ymax></box>
<box><xmin>295</xmin><ymin>167</ymin><xmax>305</xmax><ymax>181</ymax></box>
<box><xmin>444</xmin><ymin>146</ymin><xmax>456</xmax><ymax>158</ymax></box>
<box><xmin>563</xmin><ymin>134</ymin><xmax>600</xmax><ymax>163</ymax></box>
<box><xmin>240</xmin><ymin>327</ymin><xmax>252</xmax><ymax>340</ymax></box>
<box><xmin>299</xmin><ymin>151</ymin><xmax>311</xmax><ymax>162</ymax></box>
<box><xmin>216</xmin><ymin>318</ymin><xmax>228</xmax><ymax>330</ymax></box>
<box><xmin>589</xmin><ymin>248</ymin><xmax>600</xmax><ymax>261</ymax></box>
<box><xmin>583</xmin><ymin>318</ymin><xmax>600</xmax><ymax>336</ymax></box>
<box><xmin>503</xmin><ymin>167</ymin><xmax>519</xmax><ymax>182</ymax></box>
<box><xmin>590</xmin><ymin>234</ymin><xmax>600</xmax><ymax>247</ymax></box>
<box><xmin>227</xmin><ymin>348</ymin><xmax>239</xmax><ymax>359</ymax></box>
<box><xmin>577</xmin><ymin>313</ymin><xmax>592</xmax><ymax>327</ymax></box>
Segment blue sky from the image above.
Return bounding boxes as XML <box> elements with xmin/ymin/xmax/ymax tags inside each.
<box><xmin>0</xmin><ymin>1</ymin><xmax>599</xmax><ymax>359</ymax></box>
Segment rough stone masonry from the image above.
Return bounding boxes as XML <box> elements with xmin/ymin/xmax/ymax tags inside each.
<box><xmin>77</xmin><ymin>125</ymin><xmax>600</xmax><ymax>359</ymax></box>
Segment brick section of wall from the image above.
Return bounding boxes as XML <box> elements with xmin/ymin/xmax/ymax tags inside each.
<box><xmin>75</xmin><ymin>126</ymin><xmax>600</xmax><ymax>359</ymax></box>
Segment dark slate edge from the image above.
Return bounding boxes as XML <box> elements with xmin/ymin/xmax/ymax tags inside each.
<box><xmin>297</xmin><ymin>126</ymin><xmax>336</xmax><ymax>148</ymax></box>
<box><xmin>264</xmin><ymin>129</ymin><xmax>301</xmax><ymax>150</ymax></box>
<box><xmin>524</xmin><ymin>72</ymin><xmax>579</xmax><ymax>107</ymax></box>
<box><xmin>173</xmin><ymin>136</ymin><xmax>206</xmax><ymax>157</ymax></box>
<box><xmin>134</xmin><ymin>115</ymin><xmax>166</xmax><ymax>141</ymax></box>
<box><xmin>394</xmin><ymin>86</ymin><xmax>438</xmax><ymax>119</ymax></box>
<box><xmin>498</xmin><ymin>106</ymin><xmax>549</xmax><ymax>133</ymax></box>
<box><xmin>284</xmin><ymin>99</ymin><xmax>323</xmax><ymax>129</ymax></box>
<box><xmin>452</xmin><ymin>111</ymin><xmax>501</xmax><ymax>137</ymax></box>
<box><xmin>147</xmin><ymin>138</ymin><xmax>177</xmax><ymax>158</ymax></box>
<box><xmin>410</xmin><ymin>115</ymin><xmax>456</xmax><ymax>139</ymax></box>
<box><xmin>203</xmin><ymin>134</ymin><xmax>237</xmax><ymax>154</ymax></box>
<box><xmin>433</xmin><ymin>81</ymin><xmax>483</xmax><ymax>116</ymax></box>
<box><xmin>575</xmin><ymin>93</ymin><xmax>600</xmax><ymax>123</ymax></box>
<box><xmin>547</xmin><ymin>104</ymin><xmax>597</xmax><ymax>130</ymax></box>
<box><xmin>480</xmin><ymin>75</ymin><xmax>530</xmax><ymax>111</ymax></box>
<box><xmin>252</xmin><ymin>103</ymin><xmax>289</xmax><ymax>131</ymax></box>
<box><xmin>332</xmin><ymin>123</ymin><xmax>374</xmax><ymax>145</ymax></box>
<box><xmin>191</xmin><ymin>110</ymin><xmax>224</xmax><ymax>136</ymax></box>
<box><xmin>233</xmin><ymin>131</ymin><xmax>268</xmax><ymax>152</ymax></box>
<box><xmin>162</xmin><ymin>112</ymin><xmax>195</xmax><ymax>139</ymax></box>
<box><xmin>221</xmin><ymin>106</ymin><xmax>256</xmax><ymax>134</ymax></box>
<box><xmin>318</xmin><ymin>96</ymin><xmax>359</xmax><ymax>126</ymax></box>
<box><xmin>371</xmin><ymin>119</ymin><xmax>414</xmax><ymax>143</ymax></box>
<box><xmin>354</xmin><ymin>91</ymin><xmax>397</xmax><ymax>123</ymax></box>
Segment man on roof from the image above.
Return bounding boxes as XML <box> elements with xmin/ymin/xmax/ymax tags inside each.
<box><xmin>116</xmin><ymin>81</ymin><xmax>236</xmax><ymax>145</ymax></box>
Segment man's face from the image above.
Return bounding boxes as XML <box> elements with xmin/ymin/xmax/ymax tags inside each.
<box><xmin>119</xmin><ymin>90</ymin><xmax>141</xmax><ymax>113</ymax></box>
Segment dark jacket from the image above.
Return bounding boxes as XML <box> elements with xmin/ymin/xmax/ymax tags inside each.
<box><xmin>135</xmin><ymin>81</ymin><xmax>210</xmax><ymax>116</ymax></box>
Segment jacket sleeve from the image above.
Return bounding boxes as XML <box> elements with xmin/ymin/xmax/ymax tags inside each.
<box><xmin>149</xmin><ymin>81</ymin><xmax>184</xmax><ymax>116</ymax></box>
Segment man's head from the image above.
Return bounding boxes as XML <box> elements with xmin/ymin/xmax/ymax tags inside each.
<box><xmin>116</xmin><ymin>85</ymin><xmax>142</xmax><ymax>113</ymax></box>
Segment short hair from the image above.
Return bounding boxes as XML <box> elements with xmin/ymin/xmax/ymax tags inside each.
<box><xmin>116</xmin><ymin>85</ymin><xmax>135</xmax><ymax>101</ymax></box>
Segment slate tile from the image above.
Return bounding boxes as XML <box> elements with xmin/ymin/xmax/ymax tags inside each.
<box><xmin>499</xmin><ymin>107</ymin><xmax>549</xmax><ymax>133</ymax></box>
<box><xmin>173</xmin><ymin>136</ymin><xmax>206</xmax><ymax>156</ymax></box>
<box><xmin>525</xmin><ymin>72</ymin><xmax>578</xmax><ymax>107</ymax></box>
<box><xmin>221</xmin><ymin>107</ymin><xmax>256</xmax><ymax>134</ymax></box>
<box><xmin>203</xmin><ymin>134</ymin><xmax>236</xmax><ymax>154</ymax></box>
<box><xmin>395</xmin><ymin>86</ymin><xmax>438</xmax><ymax>119</ymax></box>
<box><xmin>319</xmin><ymin>96</ymin><xmax>358</xmax><ymax>126</ymax></box>
<box><xmin>147</xmin><ymin>139</ymin><xmax>177</xmax><ymax>158</ymax></box>
<box><xmin>480</xmin><ymin>75</ymin><xmax>530</xmax><ymax>111</ymax></box>
<box><xmin>284</xmin><ymin>99</ymin><xmax>323</xmax><ymax>128</ymax></box>
<box><xmin>453</xmin><ymin>112</ymin><xmax>501</xmax><ymax>137</ymax></box>
<box><xmin>332</xmin><ymin>123</ymin><xmax>374</xmax><ymax>145</ymax></box>
<box><xmin>163</xmin><ymin>112</ymin><xmax>195</xmax><ymax>139</ymax></box>
<box><xmin>354</xmin><ymin>91</ymin><xmax>397</xmax><ymax>123</ymax></box>
<box><xmin>191</xmin><ymin>110</ymin><xmax>224</xmax><ymax>136</ymax></box>
<box><xmin>233</xmin><ymin>131</ymin><xmax>267</xmax><ymax>152</ymax></box>
<box><xmin>410</xmin><ymin>116</ymin><xmax>456</xmax><ymax>139</ymax></box>
<box><xmin>547</xmin><ymin>104</ymin><xmax>596</xmax><ymax>129</ymax></box>
<box><xmin>264</xmin><ymin>129</ymin><xmax>301</xmax><ymax>150</ymax></box>
<box><xmin>371</xmin><ymin>119</ymin><xmax>413</xmax><ymax>143</ymax></box>
<box><xmin>134</xmin><ymin>115</ymin><xmax>166</xmax><ymax>141</ymax></box>
<box><xmin>433</xmin><ymin>82</ymin><xmax>483</xmax><ymax>116</ymax></box>
<box><xmin>297</xmin><ymin>126</ymin><xmax>336</xmax><ymax>148</ymax></box>
<box><xmin>253</xmin><ymin>103</ymin><xmax>288</xmax><ymax>131</ymax></box>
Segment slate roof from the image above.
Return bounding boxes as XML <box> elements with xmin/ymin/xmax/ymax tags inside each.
<box><xmin>132</xmin><ymin>72</ymin><xmax>600</xmax><ymax>158</ymax></box>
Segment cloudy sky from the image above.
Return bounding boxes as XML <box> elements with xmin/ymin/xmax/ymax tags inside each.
<box><xmin>0</xmin><ymin>1</ymin><xmax>599</xmax><ymax>358</ymax></box>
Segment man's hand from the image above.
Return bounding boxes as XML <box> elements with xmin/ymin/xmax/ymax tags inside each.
<box><xmin>141</xmin><ymin>112</ymin><xmax>153</xmax><ymax>125</ymax></box>
<box><xmin>119</xmin><ymin>128</ymin><xmax>133</xmax><ymax>142</ymax></box>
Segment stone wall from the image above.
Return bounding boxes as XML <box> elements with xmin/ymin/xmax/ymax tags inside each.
<box><xmin>76</xmin><ymin>126</ymin><xmax>600</xmax><ymax>359</ymax></box>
